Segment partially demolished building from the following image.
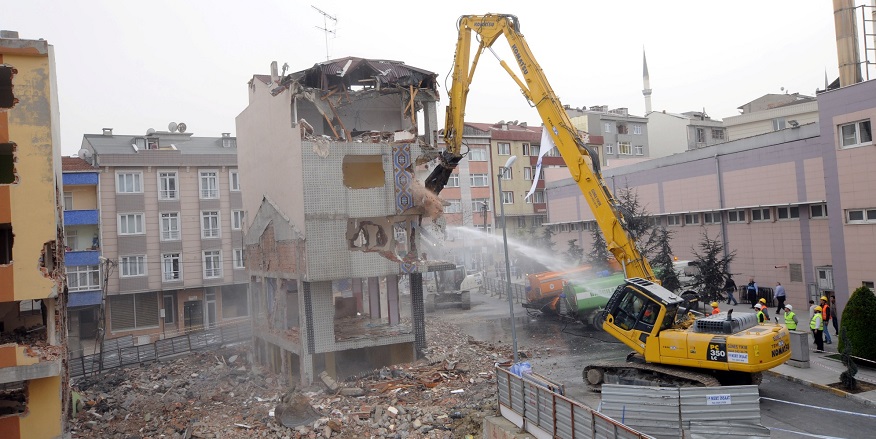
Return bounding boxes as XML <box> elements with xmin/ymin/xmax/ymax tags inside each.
<box><xmin>0</xmin><ymin>31</ymin><xmax>68</xmax><ymax>438</ymax></box>
<box><xmin>237</xmin><ymin>57</ymin><xmax>446</xmax><ymax>384</ymax></box>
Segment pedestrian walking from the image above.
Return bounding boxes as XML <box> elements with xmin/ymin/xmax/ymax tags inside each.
<box><xmin>724</xmin><ymin>276</ymin><xmax>738</xmax><ymax>306</ymax></box>
<box><xmin>820</xmin><ymin>296</ymin><xmax>832</xmax><ymax>344</ymax></box>
<box><xmin>711</xmin><ymin>301</ymin><xmax>721</xmax><ymax>315</ymax></box>
<box><xmin>755</xmin><ymin>303</ymin><xmax>766</xmax><ymax>323</ymax></box>
<box><xmin>774</xmin><ymin>282</ymin><xmax>786</xmax><ymax>314</ymax></box>
<box><xmin>758</xmin><ymin>298</ymin><xmax>770</xmax><ymax>321</ymax></box>
<box><xmin>783</xmin><ymin>305</ymin><xmax>798</xmax><ymax>331</ymax></box>
<box><xmin>811</xmin><ymin>305</ymin><xmax>825</xmax><ymax>352</ymax></box>
<box><xmin>830</xmin><ymin>296</ymin><xmax>839</xmax><ymax>336</ymax></box>
<box><xmin>746</xmin><ymin>278</ymin><xmax>758</xmax><ymax>308</ymax></box>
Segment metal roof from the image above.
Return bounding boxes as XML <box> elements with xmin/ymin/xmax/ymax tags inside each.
<box><xmin>82</xmin><ymin>132</ymin><xmax>238</xmax><ymax>156</ymax></box>
<box><xmin>284</xmin><ymin>56</ymin><xmax>438</xmax><ymax>92</ymax></box>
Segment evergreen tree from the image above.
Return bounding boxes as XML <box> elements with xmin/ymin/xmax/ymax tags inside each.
<box><xmin>839</xmin><ymin>286</ymin><xmax>876</xmax><ymax>361</ymax></box>
<box><xmin>565</xmin><ymin>239</ymin><xmax>584</xmax><ymax>265</ymax></box>
<box><xmin>690</xmin><ymin>229</ymin><xmax>735</xmax><ymax>304</ymax></box>
<box><xmin>616</xmin><ymin>186</ymin><xmax>659</xmax><ymax>260</ymax></box>
<box><xmin>650</xmin><ymin>227</ymin><xmax>681</xmax><ymax>292</ymax></box>
<box><xmin>587</xmin><ymin>227</ymin><xmax>611</xmax><ymax>272</ymax></box>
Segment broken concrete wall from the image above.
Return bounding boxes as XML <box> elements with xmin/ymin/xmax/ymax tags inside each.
<box><xmin>296</xmin><ymin>94</ymin><xmax>412</xmax><ymax>139</ymax></box>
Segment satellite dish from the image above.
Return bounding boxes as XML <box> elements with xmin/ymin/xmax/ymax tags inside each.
<box><xmin>146</xmin><ymin>128</ymin><xmax>156</xmax><ymax>135</ymax></box>
<box><xmin>168</xmin><ymin>122</ymin><xmax>178</xmax><ymax>132</ymax></box>
<box><xmin>77</xmin><ymin>148</ymin><xmax>92</xmax><ymax>160</ymax></box>
<box><xmin>177</xmin><ymin>123</ymin><xmax>187</xmax><ymax>133</ymax></box>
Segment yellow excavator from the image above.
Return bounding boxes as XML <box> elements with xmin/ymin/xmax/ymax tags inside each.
<box><xmin>424</xmin><ymin>13</ymin><xmax>791</xmax><ymax>390</ymax></box>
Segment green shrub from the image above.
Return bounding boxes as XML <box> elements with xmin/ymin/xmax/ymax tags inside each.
<box><xmin>838</xmin><ymin>286</ymin><xmax>876</xmax><ymax>361</ymax></box>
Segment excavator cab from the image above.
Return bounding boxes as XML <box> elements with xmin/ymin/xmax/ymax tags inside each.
<box><xmin>602</xmin><ymin>278</ymin><xmax>684</xmax><ymax>354</ymax></box>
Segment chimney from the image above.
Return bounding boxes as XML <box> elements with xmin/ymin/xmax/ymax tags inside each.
<box><xmin>0</xmin><ymin>30</ymin><xmax>20</xmax><ymax>39</ymax></box>
<box><xmin>834</xmin><ymin>0</ymin><xmax>863</xmax><ymax>86</ymax></box>
<box><xmin>102</xmin><ymin>128</ymin><xmax>113</xmax><ymax>136</ymax></box>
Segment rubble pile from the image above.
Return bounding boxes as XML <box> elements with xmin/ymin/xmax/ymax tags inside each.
<box><xmin>70</xmin><ymin>318</ymin><xmax>513</xmax><ymax>438</ymax></box>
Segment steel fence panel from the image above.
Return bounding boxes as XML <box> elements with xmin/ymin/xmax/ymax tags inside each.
<box><xmin>679</xmin><ymin>385</ymin><xmax>760</xmax><ymax>424</ymax></box>
<box><xmin>573</xmin><ymin>404</ymin><xmax>594</xmax><ymax>438</ymax></box>
<box><xmin>554</xmin><ymin>398</ymin><xmax>574</xmax><ymax>439</ymax></box>
<box><xmin>189</xmin><ymin>332</ymin><xmax>207</xmax><ymax>350</ymax></box>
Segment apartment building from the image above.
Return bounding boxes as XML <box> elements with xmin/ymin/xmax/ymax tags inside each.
<box><xmin>566</xmin><ymin>106</ymin><xmax>651</xmax><ymax>167</ymax></box>
<box><xmin>646</xmin><ymin>110</ymin><xmax>727</xmax><ymax>154</ymax></box>
<box><xmin>62</xmin><ymin>156</ymin><xmax>101</xmax><ymax>357</ymax></box>
<box><xmin>78</xmin><ymin>127</ymin><xmax>248</xmax><ymax>342</ymax></box>
<box><xmin>0</xmin><ymin>30</ymin><xmax>69</xmax><ymax>439</ymax></box>
<box><xmin>723</xmin><ymin>93</ymin><xmax>819</xmax><ymax>141</ymax></box>
<box><xmin>545</xmin><ymin>78</ymin><xmax>876</xmax><ymax>316</ymax></box>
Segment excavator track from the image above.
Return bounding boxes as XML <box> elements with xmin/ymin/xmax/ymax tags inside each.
<box><xmin>584</xmin><ymin>359</ymin><xmax>722</xmax><ymax>392</ymax></box>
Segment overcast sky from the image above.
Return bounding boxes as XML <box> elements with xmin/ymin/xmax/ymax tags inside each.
<box><xmin>7</xmin><ymin>1</ymin><xmax>845</xmax><ymax>156</ymax></box>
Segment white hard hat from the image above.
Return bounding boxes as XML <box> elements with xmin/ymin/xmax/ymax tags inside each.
<box><xmin>784</xmin><ymin>304</ymin><xmax>792</xmax><ymax>311</ymax></box>
<box><xmin>755</xmin><ymin>303</ymin><xmax>762</xmax><ymax>309</ymax></box>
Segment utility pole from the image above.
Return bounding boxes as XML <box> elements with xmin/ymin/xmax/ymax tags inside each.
<box><xmin>95</xmin><ymin>257</ymin><xmax>115</xmax><ymax>372</ymax></box>
<box><xmin>311</xmin><ymin>5</ymin><xmax>337</xmax><ymax>62</ymax></box>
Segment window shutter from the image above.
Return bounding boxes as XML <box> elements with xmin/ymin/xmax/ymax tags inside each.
<box><xmin>110</xmin><ymin>295</ymin><xmax>136</xmax><ymax>330</ymax></box>
<box><xmin>136</xmin><ymin>292</ymin><xmax>160</xmax><ymax>327</ymax></box>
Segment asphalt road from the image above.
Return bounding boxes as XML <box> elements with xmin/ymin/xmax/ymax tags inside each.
<box><xmin>426</xmin><ymin>289</ymin><xmax>876</xmax><ymax>439</ymax></box>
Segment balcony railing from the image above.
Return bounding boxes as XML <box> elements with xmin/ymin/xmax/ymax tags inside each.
<box><xmin>63</xmin><ymin>209</ymin><xmax>99</xmax><ymax>226</ymax></box>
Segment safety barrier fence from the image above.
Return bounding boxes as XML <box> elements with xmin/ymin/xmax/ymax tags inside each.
<box><xmin>69</xmin><ymin>321</ymin><xmax>252</xmax><ymax>378</ymax></box>
<box><xmin>482</xmin><ymin>277</ymin><xmax>527</xmax><ymax>303</ymax></box>
<box><xmin>496</xmin><ymin>366</ymin><xmax>653</xmax><ymax>439</ymax></box>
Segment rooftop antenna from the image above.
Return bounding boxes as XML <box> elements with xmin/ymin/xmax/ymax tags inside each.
<box><xmin>312</xmin><ymin>5</ymin><xmax>337</xmax><ymax>62</ymax></box>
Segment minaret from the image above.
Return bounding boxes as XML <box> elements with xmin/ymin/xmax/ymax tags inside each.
<box><xmin>642</xmin><ymin>49</ymin><xmax>652</xmax><ymax>114</ymax></box>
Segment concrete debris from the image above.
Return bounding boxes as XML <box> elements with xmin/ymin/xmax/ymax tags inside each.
<box><xmin>70</xmin><ymin>317</ymin><xmax>508</xmax><ymax>438</ymax></box>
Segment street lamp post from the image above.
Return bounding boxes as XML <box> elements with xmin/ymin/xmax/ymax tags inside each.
<box><xmin>498</xmin><ymin>155</ymin><xmax>519</xmax><ymax>364</ymax></box>
<box><xmin>481</xmin><ymin>201</ymin><xmax>488</xmax><ymax>271</ymax></box>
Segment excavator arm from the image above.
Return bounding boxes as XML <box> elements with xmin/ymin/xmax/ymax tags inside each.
<box><xmin>425</xmin><ymin>13</ymin><xmax>654</xmax><ymax>281</ymax></box>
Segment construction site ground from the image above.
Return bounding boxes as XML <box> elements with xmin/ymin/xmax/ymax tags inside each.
<box><xmin>69</xmin><ymin>287</ymin><xmax>876</xmax><ymax>438</ymax></box>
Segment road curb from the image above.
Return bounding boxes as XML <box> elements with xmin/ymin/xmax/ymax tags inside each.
<box><xmin>765</xmin><ymin>370</ymin><xmax>876</xmax><ymax>407</ymax></box>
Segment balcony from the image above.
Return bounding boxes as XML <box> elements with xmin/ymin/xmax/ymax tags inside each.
<box><xmin>64</xmin><ymin>209</ymin><xmax>99</xmax><ymax>226</ymax></box>
<box><xmin>65</xmin><ymin>250</ymin><xmax>100</xmax><ymax>266</ymax></box>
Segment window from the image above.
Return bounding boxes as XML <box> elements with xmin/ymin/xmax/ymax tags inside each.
<box><xmin>618</xmin><ymin>142</ymin><xmax>632</xmax><ymax>155</ymax></box>
<box><xmin>110</xmin><ymin>292</ymin><xmax>159</xmax><ymax>331</ymax></box>
<box><xmin>839</xmin><ymin>120</ymin><xmax>872</xmax><ymax>148</ymax></box>
<box><xmin>472</xmin><ymin>198</ymin><xmax>491</xmax><ymax>212</ymax></box>
<box><xmin>470</xmin><ymin>173</ymin><xmax>489</xmax><ymax>187</ymax></box>
<box><xmin>634</xmin><ymin>145</ymin><xmax>644</xmax><ymax>155</ymax></box>
<box><xmin>118</xmin><ymin>213</ymin><xmax>144</xmax><ymax>235</ymax></box>
<box><xmin>497</xmin><ymin>143</ymin><xmax>511</xmax><ymax>155</ymax></box>
<box><xmin>120</xmin><ymin>255</ymin><xmax>146</xmax><ymax>277</ymax></box>
<box><xmin>233</xmin><ymin>248</ymin><xmax>245</xmax><ymax>269</ymax></box>
<box><xmin>199</xmin><ymin>170</ymin><xmax>219</xmax><ymax>199</ymax></box>
<box><xmin>67</xmin><ymin>265</ymin><xmax>100</xmax><ymax>292</ymax></box>
<box><xmin>863</xmin><ymin>281</ymin><xmax>875</xmax><ymax>291</ymax></box>
<box><xmin>446</xmin><ymin>174</ymin><xmax>460</xmax><ymax>188</ymax></box>
<box><xmin>617</xmin><ymin>124</ymin><xmax>629</xmax><ymax>134</ymax></box>
<box><xmin>502</xmin><ymin>191</ymin><xmax>514</xmax><ymax>204</ymax></box>
<box><xmin>203</xmin><ymin>250</ymin><xmax>222</xmax><ymax>278</ymax></box>
<box><xmin>777</xmin><ymin>206</ymin><xmax>800</xmax><ymax>220</ymax></box>
<box><xmin>474</xmin><ymin>224</ymin><xmax>493</xmax><ymax>233</ymax></box>
<box><xmin>772</xmin><ymin>117</ymin><xmax>786</xmax><ymax>131</ymax></box>
<box><xmin>232</xmin><ymin>210</ymin><xmax>244</xmax><ymax>230</ymax></box>
<box><xmin>524</xmin><ymin>167</ymin><xmax>533</xmax><ymax>180</ymax></box>
<box><xmin>633</xmin><ymin>125</ymin><xmax>642</xmax><ymax>135</ymax></box>
<box><xmin>810</xmin><ymin>203</ymin><xmax>828</xmax><ymax>218</ymax></box>
<box><xmin>538</xmin><ymin>168</ymin><xmax>545</xmax><ymax>180</ymax></box>
<box><xmin>521</xmin><ymin>143</ymin><xmax>531</xmax><ymax>156</ymax></box>
<box><xmin>532</xmin><ymin>216</ymin><xmax>544</xmax><ymax>227</ymax></box>
<box><xmin>163</xmin><ymin>294</ymin><xmax>176</xmax><ymax>325</ymax></box>
<box><xmin>546</xmin><ymin>147</ymin><xmax>561</xmax><ymax>157</ymax></box>
<box><xmin>201</xmin><ymin>211</ymin><xmax>221</xmax><ymax>238</ymax></box>
<box><xmin>604</xmin><ymin>122</ymin><xmax>611</xmax><ymax>133</ymax></box>
<box><xmin>531</xmin><ymin>190</ymin><xmax>545</xmax><ymax>203</ymax></box>
<box><xmin>684</xmin><ymin>213</ymin><xmax>700</xmax><ymax>225</ymax></box>
<box><xmin>117</xmin><ymin>172</ymin><xmax>142</xmax><ymax>193</ymax></box>
<box><xmin>846</xmin><ymin>208</ymin><xmax>876</xmax><ymax>224</ymax></box>
<box><xmin>469</xmin><ymin>148</ymin><xmax>487</xmax><ymax>161</ymax></box>
<box><xmin>517</xmin><ymin>217</ymin><xmax>527</xmax><ymax>228</ymax></box>
<box><xmin>666</xmin><ymin>215</ymin><xmax>681</xmax><ymax>226</ymax></box>
<box><xmin>66</xmin><ymin>229</ymin><xmax>78</xmax><ymax>250</ymax></box>
<box><xmin>605</xmin><ymin>144</ymin><xmax>614</xmax><ymax>154</ymax></box>
<box><xmin>703</xmin><ymin>212</ymin><xmax>721</xmax><ymax>224</ymax></box>
<box><xmin>158</xmin><ymin>171</ymin><xmax>178</xmax><ymax>200</ymax></box>
<box><xmin>712</xmin><ymin>129</ymin><xmax>725</xmax><ymax>140</ymax></box>
<box><xmin>728</xmin><ymin>209</ymin><xmax>746</xmax><ymax>223</ymax></box>
<box><xmin>230</xmin><ymin>169</ymin><xmax>240</xmax><ymax>191</ymax></box>
<box><xmin>160</xmin><ymin>212</ymin><xmax>180</xmax><ymax>241</ymax></box>
<box><xmin>751</xmin><ymin>208</ymin><xmax>772</xmax><ymax>222</ymax></box>
<box><xmin>696</xmin><ymin>128</ymin><xmax>706</xmax><ymax>143</ymax></box>
<box><xmin>501</xmin><ymin>167</ymin><xmax>512</xmax><ymax>179</ymax></box>
<box><xmin>64</xmin><ymin>192</ymin><xmax>73</xmax><ymax>210</ymax></box>
<box><xmin>161</xmin><ymin>253</ymin><xmax>181</xmax><ymax>281</ymax></box>
<box><xmin>443</xmin><ymin>200</ymin><xmax>462</xmax><ymax>213</ymax></box>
